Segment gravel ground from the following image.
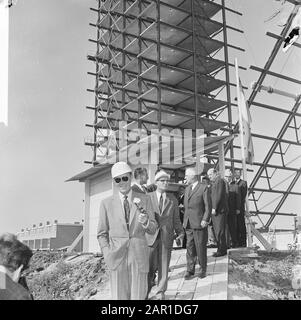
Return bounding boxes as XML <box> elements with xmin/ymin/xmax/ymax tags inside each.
<box><xmin>228</xmin><ymin>250</ymin><xmax>301</xmax><ymax>300</ymax></box>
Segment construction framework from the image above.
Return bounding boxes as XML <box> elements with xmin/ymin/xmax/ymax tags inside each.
<box><xmin>85</xmin><ymin>0</ymin><xmax>300</xmax><ymax>232</ymax></box>
<box><xmin>86</xmin><ymin>0</ymin><xmax>244</xmax><ymax>176</ymax></box>
<box><xmin>221</xmin><ymin>0</ymin><xmax>301</xmax><ymax>231</ymax></box>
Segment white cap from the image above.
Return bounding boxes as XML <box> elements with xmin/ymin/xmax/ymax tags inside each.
<box><xmin>111</xmin><ymin>161</ymin><xmax>132</xmax><ymax>178</ymax></box>
<box><xmin>154</xmin><ymin>170</ymin><xmax>170</xmax><ymax>181</ymax></box>
<box><xmin>185</xmin><ymin>167</ymin><xmax>197</xmax><ymax>176</ymax></box>
<box><xmin>224</xmin><ymin>169</ymin><xmax>232</xmax><ymax>177</ymax></box>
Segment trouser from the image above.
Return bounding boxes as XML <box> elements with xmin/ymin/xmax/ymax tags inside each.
<box><xmin>227</xmin><ymin>213</ymin><xmax>238</xmax><ymax>248</ymax></box>
<box><xmin>185</xmin><ymin>228</ymin><xmax>208</xmax><ymax>274</ymax></box>
<box><xmin>148</xmin><ymin>238</ymin><xmax>172</xmax><ymax>295</ymax></box>
<box><xmin>207</xmin><ymin>223</ymin><xmax>217</xmax><ymax>244</ymax></box>
<box><xmin>237</xmin><ymin>212</ymin><xmax>247</xmax><ymax>247</ymax></box>
<box><xmin>225</xmin><ymin>218</ymin><xmax>231</xmax><ymax>248</ymax></box>
<box><xmin>212</xmin><ymin>213</ymin><xmax>227</xmax><ymax>254</ymax></box>
<box><xmin>109</xmin><ymin>253</ymin><xmax>148</xmax><ymax>300</ymax></box>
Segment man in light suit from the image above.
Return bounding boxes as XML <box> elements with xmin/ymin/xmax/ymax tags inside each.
<box><xmin>208</xmin><ymin>168</ymin><xmax>228</xmax><ymax>257</ymax></box>
<box><xmin>0</xmin><ymin>233</ymin><xmax>33</xmax><ymax>300</ymax></box>
<box><xmin>183</xmin><ymin>167</ymin><xmax>211</xmax><ymax>280</ymax></box>
<box><xmin>97</xmin><ymin>161</ymin><xmax>157</xmax><ymax>300</ymax></box>
<box><xmin>146</xmin><ymin>170</ymin><xmax>184</xmax><ymax>300</ymax></box>
<box><xmin>234</xmin><ymin>168</ymin><xmax>248</xmax><ymax>247</ymax></box>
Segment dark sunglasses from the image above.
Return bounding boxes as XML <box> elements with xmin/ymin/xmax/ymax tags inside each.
<box><xmin>114</xmin><ymin>176</ymin><xmax>129</xmax><ymax>183</ymax></box>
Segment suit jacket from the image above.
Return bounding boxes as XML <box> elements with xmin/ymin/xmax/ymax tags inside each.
<box><xmin>97</xmin><ymin>191</ymin><xmax>157</xmax><ymax>272</ymax></box>
<box><xmin>236</xmin><ymin>179</ymin><xmax>248</xmax><ymax>212</ymax></box>
<box><xmin>0</xmin><ymin>272</ymin><xmax>32</xmax><ymax>300</ymax></box>
<box><xmin>227</xmin><ymin>181</ymin><xmax>241</xmax><ymax>214</ymax></box>
<box><xmin>146</xmin><ymin>192</ymin><xmax>184</xmax><ymax>248</ymax></box>
<box><xmin>131</xmin><ymin>183</ymin><xmax>146</xmax><ymax>194</ymax></box>
<box><xmin>210</xmin><ymin>176</ymin><xmax>228</xmax><ymax>215</ymax></box>
<box><xmin>183</xmin><ymin>181</ymin><xmax>211</xmax><ymax>229</ymax></box>
<box><xmin>131</xmin><ymin>183</ymin><xmax>157</xmax><ymax>194</ymax></box>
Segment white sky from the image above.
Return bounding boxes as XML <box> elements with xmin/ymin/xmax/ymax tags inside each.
<box><xmin>0</xmin><ymin>1</ymin><xmax>9</xmax><ymax>126</ymax></box>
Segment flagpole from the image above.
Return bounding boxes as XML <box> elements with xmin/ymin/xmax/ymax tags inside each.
<box><xmin>235</xmin><ymin>58</ymin><xmax>253</xmax><ymax>248</ymax></box>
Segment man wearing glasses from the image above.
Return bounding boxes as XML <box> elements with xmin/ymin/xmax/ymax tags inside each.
<box><xmin>97</xmin><ymin>161</ymin><xmax>157</xmax><ymax>300</ymax></box>
<box><xmin>146</xmin><ymin>170</ymin><xmax>184</xmax><ymax>300</ymax></box>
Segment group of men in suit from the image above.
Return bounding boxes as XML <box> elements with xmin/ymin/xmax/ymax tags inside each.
<box><xmin>206</xmin><ymin>168</ymin><xmax>248</xmax><ymax>251</ymax></box>
<box><xmin>97</xmin><ymin>162</ymin><xmax>248</xmax><ymax>300</ymax></box>
<box><xmin>97</xmin><ymin>162</ymin><xmax>184</xmax><ymax>300</ymax></box>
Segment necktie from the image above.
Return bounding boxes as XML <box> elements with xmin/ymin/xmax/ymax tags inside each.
<box><xmin>188</xmin><ymin>185</ymin><xmax>193</xmax><ymax>197</ymax></box>
<box><xmin>124</xmin><ymin>195</ymin><xmax>130</xmax><ymax>230</ymax></box>
<box><xmin>159</xmin><ymin>194</ymin><xmax>163</xmax><ymax>214</ymax></box>
<box><xmin>225</xmin><ymin>181</ymin><xmax>229</xmax><ymax>194</ymax></box>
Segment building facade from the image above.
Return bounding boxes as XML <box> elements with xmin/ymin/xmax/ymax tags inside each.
<box><xmin>17</xmin><ymin>221</ymin><xmax>83</xmax><ymax>252</ymax></box>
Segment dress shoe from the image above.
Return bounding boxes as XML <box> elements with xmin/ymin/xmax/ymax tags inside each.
<box><xmin>198</xmin><ymin>272</ymin><xmax>206</xmax><ymax>279</ymax></box>
<box><xmin>207</xmin><ymin>243</ymin><xmax>217</xmax><ymax>248</ymax></box>
<box><xmin>184</xmin><ymin>271</ymin><xmax>194</xmax><ymax>280</ymax></box>
<box><xmin>212</xmin><ymin>252</ymin><xmax>227</xmax><ymax>257</ymax></box>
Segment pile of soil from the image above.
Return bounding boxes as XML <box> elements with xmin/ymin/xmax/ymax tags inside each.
<box><xmin>228</xmin><ymin>250</ymin><xmax>301</xmax><ymax>300</ymax></box>
<box><xmin>24</xmin><ymin>251</ymin><xmax>109</xmax><ymax>300</ymax></box>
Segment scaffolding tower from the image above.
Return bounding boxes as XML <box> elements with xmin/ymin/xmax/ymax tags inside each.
<box><xmin>86</xmin><ymin>0</ymin><xmax>244</xmax><ymax>173</ymax></box>
<box><xmin>85</xmin><ymin>0</ymin><xmax>300</xmax><ymax>231</ymax></box>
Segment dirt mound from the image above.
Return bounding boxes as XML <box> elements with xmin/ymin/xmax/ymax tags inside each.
<box><xmin>228</xmin><ymin>250</ymin><xmax>301</xmax><ymax>300</ymax></box>
<box><xmin>25</xmin><ymin>251</ymin><xmax>109</xmax><ymax>300</ymax></box>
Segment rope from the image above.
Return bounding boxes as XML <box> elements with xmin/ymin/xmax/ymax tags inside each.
<box><xmin>273</xmin><ymin>46</ymin><xmax>294</xmax><ymax>86</ymax></box>
<box><xmin>265</xmin><ymin>9</ymin><xmax>282</xmax><ymax>23</ymax></box>
<box><xmin>264</xmin><ymin>0</ymin><xmax>287</xmax><ymax>23</ymax></box>
<box><xmin>229</xmin><ymin>0</ymin><xmax>258</xmax><ymax>66</ymax></box>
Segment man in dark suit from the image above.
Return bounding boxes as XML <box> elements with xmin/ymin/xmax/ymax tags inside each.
<box><xmin>177</xmin><ymin>185</ymin><xmax>187</xmax><ymax>248</ymax></box>
<box><xmin>146</xmin><ymin>170</ymin><xmax>184</xmax><ymax>300</ymax></box>
<box><xmin>224</xmin><ymin>169</ymin><xmax>241</xmax><ymax>248</ymax></box>
<box><xmin>132</xmin><ymin>167</ymin><xmax>149</xmax><ymax>194</ymax></box>
<box><xmin>200</xmin><ymin>173</ymin><xmax>217</xmax><ymax>249</ymax></box>
<box><xmin>132</xmin><ymin>167</ymin><xmax>157</xmax><ymax>194</ymax></box>
<box><xmin>183</xmin><ymin>167</ymin><xmax>211</xmax><ymax>280</ymax></box>
<box><xmin>234</xmin><ymin>168</ymin><xmax>248</xmax><ymax>247</ymax></box>
<box><xmin>207</xmin><ymin>168</ymin><xmax>228</xmax><ymax>257</ymax></box>
<box><xmin>0</xmin><ymin>233</ymin><xmax>33</xmax><ymax>300</ymax></box>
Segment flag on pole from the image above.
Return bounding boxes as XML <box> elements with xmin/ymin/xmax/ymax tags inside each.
<box><xmin>0</xmin><ymin>0</ymin><xmax>9</xmax><ymax>126</ymax></box>
<box><xmin>235</xmin><ymin>59</ymin><xmax>254</xmax><ymax>165</ymax></box>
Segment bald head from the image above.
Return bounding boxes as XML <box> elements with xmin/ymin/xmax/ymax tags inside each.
<box><xmin>185</xmin><ymin>167</ymin><xmax>198</xmax><ymax>185</ymax></box>
<box><xmin>207</xmin><ymin>168</ymin><xmax>218</xmax><ymax>181</ymax></box>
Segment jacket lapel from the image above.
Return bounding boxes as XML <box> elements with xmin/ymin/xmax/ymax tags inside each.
<box><xmin>162</xmin><ymin>194</ymin><xmax>172</xmax><ymax>215</ymax></box>
<box><xmin>188</xmin><ymin>182</ymin><xmax>200</xmax><ymax>200</ymax></box>
<box><xmin>113</xmin><ymin>193</ymin><xmax>127</xmax><ymax>229</ymax></box>
<box><xmin>129</xmin><ymin>192</ymin><xmax>138</xmax><ymax>226</ymax></box>
<box><xmin>150</xmin><ymin>192</ymin><xmax>160</xmax><ymax>215</ymax></box>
